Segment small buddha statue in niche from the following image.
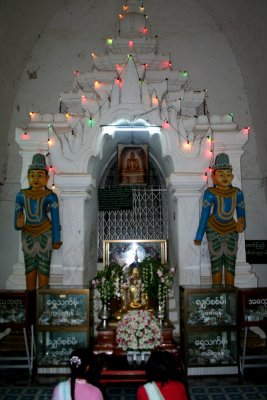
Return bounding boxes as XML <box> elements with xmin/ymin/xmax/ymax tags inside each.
<box><xmin>126</xmin><ymin>151</ymin><xmax>142</xmax><ymax>172</ymax></box>
<box><xmin>121</xmin><ymin>150</ymin><xmax>145</xmax><ymax>184</ymax></box>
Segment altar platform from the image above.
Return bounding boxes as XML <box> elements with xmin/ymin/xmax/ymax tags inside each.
<box><xmin>93</xmin><ymin>319</ymin><xmax>181</xmax><ymax>384</ymax></box>
<box><xmin>98</xmin><ymin>352</ymin><xmax>183</xmax><ymax>384</ymax></box>
<box><xmin>99</xmin><ymin>354</ymin><xmax>147</xmax><ymax>384</ymax></box>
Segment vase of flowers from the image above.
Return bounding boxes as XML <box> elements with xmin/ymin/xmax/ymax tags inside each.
<box><xmin>98</xmin><ymin>302</ymin><xmax>109</xmax><ymax>329</ymax></box>
<box><xmin>116</xmin><ymin>309</ymin><xmax>162</xmax><ymax>357</ymax></box>
<box><xmin>90</xmin><ymin>263</ymin><xmax>122</xmax><ymax>327</ymax></box>
<box><xmin>140</xmin><ymin>257</ymin><xmax>175</xmax><ymax>321</ymax></box>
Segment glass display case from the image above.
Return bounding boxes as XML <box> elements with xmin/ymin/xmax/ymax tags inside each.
<box><xmin>238</xmin><ymin>288</ymin><xmax>267</xmax><ymax>374</ymax></box>
<box><xmin>179</xmin><ymin>285</ymin><xmax>239</xmax><ymax>376</ymax></box>
<box><xmin>0</xmin><ymin>290</ymin><xmax>35</xmax><ymax>328</ymax></box>
<box><xmin>0</xmin><ymin>290</ymin><xmax>36</xmax><ymax>374</ymax></box>
<box><xmin>238</xmin><ymin>288</ymin><xmax>267</xmax><ymax>326</ymax></box>
<box><xmin>36</xmin><ymin>286</ymin><xmax>90</xmax><ymax>374</ymax></box>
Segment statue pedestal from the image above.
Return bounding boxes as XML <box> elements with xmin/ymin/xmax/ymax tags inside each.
<box><xmin>158</xmin><ymin>320</ymin><xmax>179</xmax><ymax>353</ymax></box>
<box><xmin>121</xmin><ymin>170</ymin><xmax>145</xmax><ymax>184</ymax></box>
<box><xmin>93</xmin><ymin>324</ymin><xmax>116</xmax><ymax>355</ymax></box>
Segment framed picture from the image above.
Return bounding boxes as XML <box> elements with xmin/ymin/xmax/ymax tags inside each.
<box><xmin>118</xmin><ymin>144</ymin><xmax>148</xmax><ymax>185</ymax></box>
<box><xmin>103</xmin><ymin>239</ymin><xmax>167</xmax><ymax>268</ymax></box>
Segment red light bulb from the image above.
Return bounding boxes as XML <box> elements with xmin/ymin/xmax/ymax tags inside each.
<box><xmin>163</xmin><ymin>121</ymin><xmax>170</xmax><ymax>129</ymax></box>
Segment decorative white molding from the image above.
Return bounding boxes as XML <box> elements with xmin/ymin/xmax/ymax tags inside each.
<box><xmin>6</xmin><ymin>0</ymin><xmax>257</xmax><ymax>293</ymax></box>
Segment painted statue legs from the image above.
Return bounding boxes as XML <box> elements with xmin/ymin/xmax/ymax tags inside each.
<box><xmin>212</xmin><ymin>270</ymin><xmax>234</xmax><ymax>286</ymax></box>
<box><xmin>26</xmin><ymin>270</ymin><xmax>49</xmax><ymax>291</ymax></box>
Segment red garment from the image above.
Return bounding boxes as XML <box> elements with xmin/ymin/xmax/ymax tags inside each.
<box><xmin>137</xmin><ymin>380</ymin><xmax>188</xmax><ymax>400</ymax></box>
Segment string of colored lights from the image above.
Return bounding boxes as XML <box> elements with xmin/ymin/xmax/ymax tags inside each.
<box><xmin>21</xmin><ymin>0</ymin><xmax>250</xmax><ymax>189</ymax></box>
<box><xmin>24</xmin><ymin>87</ymin><xmax>249</xmax><ymax>191</ymax></box>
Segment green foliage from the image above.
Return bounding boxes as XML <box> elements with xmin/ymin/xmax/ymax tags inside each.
<box><xmin>140</xmin><ymin>257</ymin><xmax>175</xmax><ymax>301</ymax></box>
<box><xmin>90</xmin><ymin>263</ymin><xmax>123</xmax><ymax>302</ymax></box>
<box><xmin>90</xmin><ymin>258</ymin><xmax>175</xmax><ymax>306</ymax></box>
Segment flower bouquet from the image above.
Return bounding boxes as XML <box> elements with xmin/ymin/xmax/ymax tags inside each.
<box><xmin>140</xmin><ymin>257</ymin><xmax>175</xmax><ymax>310</ymax></box>
<box><xmin>90</xmin><ymin>263</ymin><xmax>122</xmax><ymax>303</ymax></box>
<box><xmin>116</xmin><ymin>309</ymin><xmax>162</xmax><ymax>351</ymax></box>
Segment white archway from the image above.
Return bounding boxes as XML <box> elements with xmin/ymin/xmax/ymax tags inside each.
<box><xmin>7</xmin><ymin>0</ymin><xmax>257</xmax><ymax>289</ymax></box>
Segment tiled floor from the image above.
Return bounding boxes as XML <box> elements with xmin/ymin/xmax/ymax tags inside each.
<box><xmin>0</xmin><ymin>368</ymin><xmax>267</xmax><ymax>399</ymax></box>
<box><xmin>187</xmin><ymin>373</ymin><xmax>267</xmax><ymax>400</ymax></box>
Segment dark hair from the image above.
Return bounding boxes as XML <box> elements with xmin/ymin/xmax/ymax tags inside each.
<box><xmin>145</xmin><ymin>351</ymin><xmax>178</xmax><ymax>386</ymax></box>
<box><xmin>69</xmin><ymin>347</ymin><xmax>97</xmax><ymax>400</ymax></box>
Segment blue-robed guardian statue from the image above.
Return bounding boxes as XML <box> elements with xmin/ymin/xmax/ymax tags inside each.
<box><xmin>14</xmin><ymin>153</ymin><xmax>62</xmax><ymax>290</ymax></box>
<box><xmin>194</xmin><ymin>153</ymin><xmax>246</xmax><ymax>286</ymax></box>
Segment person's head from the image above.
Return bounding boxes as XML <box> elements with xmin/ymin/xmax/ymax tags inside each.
<box><xmin>69</xmin><ymin>347</ymin><xmax>96</xmax><ymax>400</ymax></box>
<box><xmin>145</xmin><ymin>351</ymin><xmax>177</xmax><ymax>385</ymax></box>
<box><xmin>27</xmin><ymin>153</ymin><xmax>48</xmax><ymax>190</ymax></box>
<box><xmin>69</xmin><ymin>347</ymin><xmax>96</xmax><ymax>377</ymax></box>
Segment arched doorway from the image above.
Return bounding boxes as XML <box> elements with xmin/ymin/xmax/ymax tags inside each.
<box><xmin>97</xmin><ymin>144</ymin><xmax>168</xmax><ymax>262</ymax></box>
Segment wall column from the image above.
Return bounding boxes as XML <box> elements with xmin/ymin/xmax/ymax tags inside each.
<box><xmin>56</xmin><ymin>174</ymin><xmax>96</xmax><ymax>285</ymax></box>
<box><xmin>168</xmin><ymin>173</ymin><xmax>206</xmax><ymax>285</ymax></box>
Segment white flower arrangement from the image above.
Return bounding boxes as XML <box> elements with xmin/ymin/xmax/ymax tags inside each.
<box><xmin>141</xmin><ymin>258</ymin><xmax>175</xmax><ymax>310</ymax></box>
<box><xmin>116</xmin><ymin>309</ymin><xmax>162</xmax><ymax>351</ymax></box>
<box><xmin>90</xmin><ymin>264</ymin><xmax>123</xmax><ymax>303</ymax></box>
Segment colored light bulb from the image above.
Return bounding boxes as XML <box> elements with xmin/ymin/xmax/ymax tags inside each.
<box><xmin>163</xmin><ymin>121</ymin><xmax>170</xmax><ymax>129</ymax></box>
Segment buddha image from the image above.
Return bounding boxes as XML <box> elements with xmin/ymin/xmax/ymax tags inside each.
<box><xmin>126</xmin><ymin>151</ymin><xmax>141</xmax><ymax>171</ymax></box>
<box><xmin>118</xmin><ymin>145</ymin><xmax>148</xmax><ymax>185</ymax></box>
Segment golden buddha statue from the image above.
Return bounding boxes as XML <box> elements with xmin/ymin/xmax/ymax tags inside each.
<box><xmin>113</xmin><ymin>266</ymin><xmax>149</xmax><ymax>321</ymax></box>
<box><xmin>128</xmin><ymin>267</ymin><xmax>148</xmax><ymax>310</ymax></box>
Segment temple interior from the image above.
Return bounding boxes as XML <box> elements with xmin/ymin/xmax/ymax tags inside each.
<box><xmin>0</xmin><ymin>0</ymin><xmax>266</xmax><ymax>396</ymax></box>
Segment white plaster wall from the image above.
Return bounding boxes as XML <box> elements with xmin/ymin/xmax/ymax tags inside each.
<box><xmin>0</xmin><ymin>0</ymin><xmax>267</xmax><ymax>288</ymax></box>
